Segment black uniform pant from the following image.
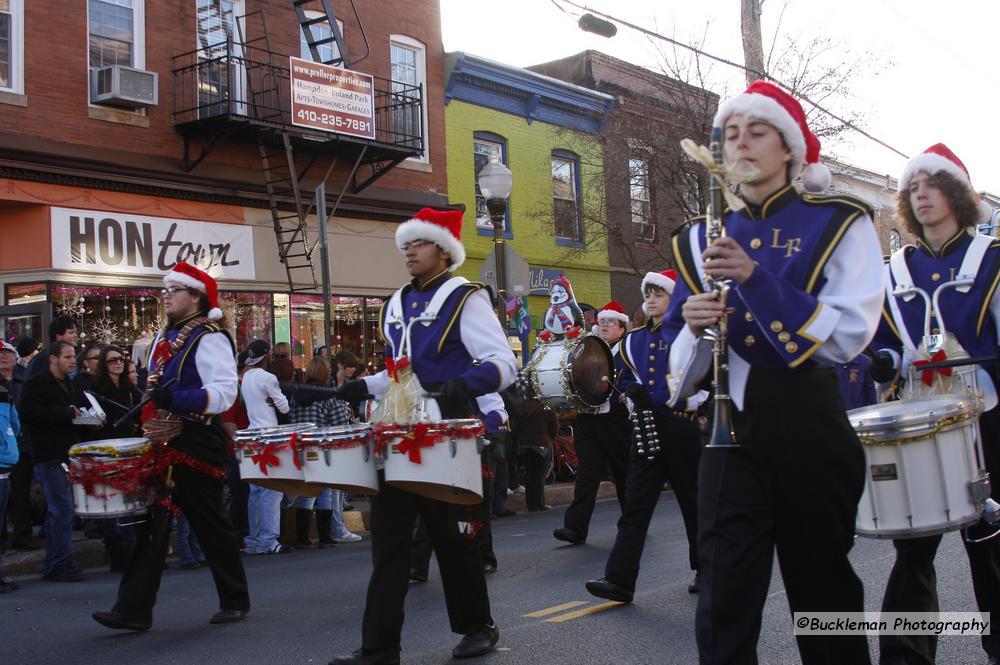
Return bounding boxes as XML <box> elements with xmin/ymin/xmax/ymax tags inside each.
<box><xmin>605</xmin><ymin>414</ymin><xmax>701</xmax><ymax>591</ymax></box>
<box><xmin>113</xmin><ymin>463</ymin><xmax>250</xmax><ymax>621</ymax></box>
<box><xmin>880</xmin><ymin>406</ymin><xmax>1000</xmax><ymax>664</ymax></box>
<box><xmin>696</xmin><ymin>367</ymin><xmax>870</xmax><ymax>665</ymax></box>
<box><xmin>362</xmin><ymin>472</ymin><xmax>491</xmax><ymax>652</ymax></box>
<box><xmin>562</xmin><ymin>412</ymin><xmax>630</xmax><ymax>539</ymax></box>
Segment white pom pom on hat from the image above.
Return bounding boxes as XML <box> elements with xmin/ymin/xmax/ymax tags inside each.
<box><xmin>714</xmin><ymin>80</ymin><xmax>830</xmax><ymax>193</ymax></box>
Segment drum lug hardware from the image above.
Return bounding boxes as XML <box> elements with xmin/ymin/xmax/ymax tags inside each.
<box><xmin>968</xmin><ymin>473</ymin><xmax>993</xmax><ymax>504</ymax></box>
<box><xmin>363</xmin><ymin>442</ymin><xmax>371</xmax><ymax>463</ymax></box>
<box><xmin>450</xmin><ymin>437</ymin><xmax>457</xmax><ymax>458</ymax></box>
<box><xmin>323</xmin><ymin>448</ymin><xmax>332</xmax><ymax>467</ymax></box>
<box><xmin>476</xmin><ymin>436</ymin><xmax>485</xmax><ymax>454</ymax></box>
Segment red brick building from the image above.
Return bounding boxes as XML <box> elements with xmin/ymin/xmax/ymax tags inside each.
<box><xmin>530</xmin><ymin>51</ymin><xmax>717</xmax><ymax>318</ymax></box>
<box><xmin>0</xmin><ymin>0</ymin><xmax>446</xmax><ymax>366</ymax></box>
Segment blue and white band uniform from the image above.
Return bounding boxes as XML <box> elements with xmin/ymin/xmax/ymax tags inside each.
<box><xmin>874</xmin><ymin>230</ymin><xmax>1000</xmax><ymax>409</ymax></box>
<box><xmin>620</xmin><ymin>320</ymin><xmax>707</xmax><ymax>415</ymax></box>
<box><xmin>664</xmin><ymin>186</ymin><xmax>884</xmax><ymax>408</ymax></box>
<box><xmin>362</xmin><ymin>271</ymin><xmax>517</xmax><ymax>402</ymax></box>
<box><xmin>148</xmin><ymin>314</ymin><xmax>238</xmax><ymax>422</ymax></box>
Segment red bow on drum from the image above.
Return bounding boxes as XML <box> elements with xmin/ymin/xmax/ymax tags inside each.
<box><xmin>386</xmin><ymin>356</ymin><xmax>410</xmax><ymax>382</ymax></box>
<box><xmin>396</xmin><ymin>423</ymin><xmax>442</xmax><ymax>464</ymax></box>
<box><xmin>913</xmin><ymin>350</ymin><xmax>953</xmax><ymax>386</ymax></box>
<box><xmin>251</xmin><ymin>444</ymin><xmax>281</xmax><ymax>475</ymax></box>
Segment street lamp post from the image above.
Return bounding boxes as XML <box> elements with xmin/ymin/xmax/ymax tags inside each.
<box><xmin>478</xmin><ymin>153</ymin><xmax>513</xmax><ymax>329</ymax></box>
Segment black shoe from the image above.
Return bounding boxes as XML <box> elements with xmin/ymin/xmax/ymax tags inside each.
<box><xmin>493</xmin><ymin>509</ymin><xmax>516</xmax><ymax>518</ymax></box>
<box><xmin>11</xmin><ymin>539</ymin><xmax>42</xmax><ymax>552</ymax></box>
<box><xmin>209</xmin><ymin>609</ymin><xmax>249</xmax><ymax>624</ymax></box>
<box><xmin>483</xmin><ymin>562</ymin><xmax>497</xmax><ymax>574</ymax></box>
<box><xmin>586</xmin><ymin>577</ymin><xmax>633</xmax><ymax>603</ymax></box>
<box><xmin>328</xmin><ymin>648</ymin><xmax>400</xmax><ymax>665</ymax></box>
<box><xmin>553</xmin><ymin>527</ymin><xmax>585</xmax><ymax>545</ymax></box>
<box><xmin>0</xmin><ymin>574</ymin><xmax>18</xmax><ymax>593</ymax></box>
<box><xmin>688</xmin><ymin>572</ymin><xmax>700</xmax><ymax>594</ymax></box>
<box><xmin>408</xmin><ymin>568</ymin><xmax>428</xmax><ymax>583</ymax></box>
<box><xmin>452</xmin><ymin>623</ymin><xmax>499</xmax><ymax>659</ymax></box>
<box><xmin>179</xmin><ymin>561</ymin><xmax>202</xmax><ymax>570</ymax></box>
<box><xmin>92</xmin><ymin>610</ymin><xmax>152</xmax><ymax>631</ymax></box>
<box><xmin>42</xmin><ymin>567</ymin><xmax>84</xmax><ymax>582</ymax></box>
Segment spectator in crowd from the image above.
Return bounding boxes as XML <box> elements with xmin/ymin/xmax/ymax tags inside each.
<box><xmin>289</xmin><ymin>356</ymin><xmax>360</xmax><ymax>548</ymax></box>
<box><xmin>28</xmin><ymin>316</ymin><xmax>77</xmax><ymax>379</ymax></box>
<box><xmin>90</xmin><ymin>345</ymin><xmax>142</xmax><ymax>572</ymax></box>
<box><xmin>332</xmin><ymin>351</ymin><xmax>358</xmax><ymax>387</ymax></box>
<box><xmin>241</xmin><ymin>340</ymin><xmax>290</xmax><ymax>554</ymax></box>
<box><xmin>75</xmin><ymin>342</ymin><xmax>103</xmax><ymax>395</ymax></box>
<box><xmin>7</xmin><ymin>338</ymin><xmax>38</xmax><ymax>552</ymax></box>
<box><xmin>836</xmin><ymin>354</ymin><xmax>878</xmax><ymax>411</ymax></box>
<box><xmin>270</xmin><ymin>342</ymin><xmax>296</xmax><ymax>385</ymax></box>
<box><xmin>20</xmin><ymin>341</ymin><xmax>87</xmax><ymax>582</ymax></box>
<box><xmin>513</xmin><ymin>397</ymin><xmax>558</xmax><ymax>512</ymax></box>
<box><xmin>0</xmin><ymin>341</ymin><xmax>20</xmax><ymax>593</ymax></box>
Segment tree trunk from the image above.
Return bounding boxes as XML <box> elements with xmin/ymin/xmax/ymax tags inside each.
<box><xmin>741</xmin><ymin>0</ymin><xmax>766</xmax><ymax>85</ymax></box>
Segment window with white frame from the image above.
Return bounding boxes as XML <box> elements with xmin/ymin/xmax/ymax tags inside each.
<box><xmin>88</xmin><ymin>0</ymin><xmax>145</xmax><ymax>70</ymax></box>
<box><xmin>389</xmin><ymin>35</ymin><xmax>427</xmax><ymax>159</ymax></box>
<box><xmin>630</xmin><ymin>157</ymin><xmax>654</xmax><ymax>241</ymax></box>
<box><xmin>299</xmin><ymin>11</ymin><xmax>343</xmax><ymax>64</ymax></box>
<box><xmin>0</xmin><ymin>0</ymin><xmax>23</xmax><ymax>93</ymax></box>
<box><xmin>552</xmin><ymin>152</ymin><xmax>582</xmax><ymax>241</ymax></box>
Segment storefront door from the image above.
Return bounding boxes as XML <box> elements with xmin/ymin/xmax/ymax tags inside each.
<box><xmin>0</xmin><ymin>303</ymin><xmax>49</xmax><ymax>345</ymax></box>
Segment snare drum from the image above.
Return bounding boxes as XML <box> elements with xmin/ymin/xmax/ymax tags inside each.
<box><xmin>849</xmin><ymin>395</ymin><xmax>989</xmax><ymax>538</ymax></box>
<box><xmin>298</xmin><ymin>424</ymin><xmax>379</xmax><ymax>495</ymax></box>
<box><xmin>68</xmin><ymin>438</ymin><xmax>154</xmax><ymax>518</ymax></box>
<box><xmin>523</xmin><ymin>334</ymin><xmax>613</xmax><ymax>410</ymax></box>
<box><xmin>379</xmin><ymin>419</ymin><xmax>486</xmax><ymax>505</ymax></box>
<box><xmin>232</xmin><ymin>424</ymin><xmax>320</xmax><ymax>496</ymax></box>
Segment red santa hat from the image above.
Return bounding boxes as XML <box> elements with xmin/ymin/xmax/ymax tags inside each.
<box><xmin>900</xmin><ymin>143</ymin><xmax>994</xmax><ymax>223</ymax></box>
<box><xmin>395</xmin><ymin>207</ymin><xmax>466</xmax><ymax>268</ymax></box>
<box><xmin>641</xmin><ymin>269</ymin><xmax>676</xmax><ymax>295</ymax></box>
<box><xmin>714</xmin><ymin>80</ymin><xmax>830</xmax><ymax>193</ymax></box>
<box><xmin>164</xmin><ymin>262</ymin><xmax>223</xmax><ymax>321</ymax></box>
<box><xmin>597</xmin><ymin>300</ymin><xmax>630</xmax><ymax>325</ymax></box>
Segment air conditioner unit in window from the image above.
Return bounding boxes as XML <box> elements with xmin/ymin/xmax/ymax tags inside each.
<box><xmin>90</xmin><ymin>65</ymin><xmax>158</xmax><ymax>109</ymax></box>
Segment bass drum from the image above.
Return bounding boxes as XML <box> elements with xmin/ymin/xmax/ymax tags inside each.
<box><xmin>523</xmin><ymin>334</ymin><xmax>613</xmax><ymax>410</ymax></box>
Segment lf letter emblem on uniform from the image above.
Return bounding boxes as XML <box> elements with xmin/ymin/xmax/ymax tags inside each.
<box><xmin>770</xmin><ymin>229</ymin><xmax>802</xmax><ymax>258</ymax></box>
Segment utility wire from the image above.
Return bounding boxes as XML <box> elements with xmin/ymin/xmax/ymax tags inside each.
<box><xmin>555</xmin><ymin>0</ymin><xmax>909</xmax><ymax>159</ymax></box>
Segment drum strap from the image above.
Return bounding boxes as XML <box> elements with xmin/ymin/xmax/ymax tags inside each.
<box><xmin>889</xmin><ymin>245</ymin><xmax>916</xmax><ymax>301</ymax></box>
<box><xmin>384</xmin><ymin>277</ymin><xmax>470</xmax><ymax>357</ymax></box>
<box><xmin>884</xmin><ymin>263</ymin><xmax>918</xmax><ymax>353</ymax></box>
<box><xmin>957</xmin><ymin>234</ymin><xmax>993</xmax><ymax>292</ymax></box>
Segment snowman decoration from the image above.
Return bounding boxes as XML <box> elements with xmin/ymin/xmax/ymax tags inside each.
<box><xmin>539</xmin><ymin>274</ymin><xmax>583</xmax><ymax>343</ymax></box>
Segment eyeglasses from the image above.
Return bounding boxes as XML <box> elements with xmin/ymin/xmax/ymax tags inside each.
<box><xmin>106</xmin><ymin>357</ymin><xmax>125</xmax><ymax>364</ymax></box>
<box><xmin>161</xmin><ymin>286</ymin><xmax>189</xmax><ymax>296</ymax></box>
<box><xmin>85</xmin><ymin>355</ymin><xmax>101</xmax><ymax>362</ymax></box>
<box><xmin>401</xmin><ymin>239</ymin><xmax>434</xmax><ymax>251</ymax></box>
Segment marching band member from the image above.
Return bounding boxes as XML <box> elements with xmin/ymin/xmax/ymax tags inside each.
<box><xmin>553</xmin><ymin>300</ymin><xmax>631</xmax><ymax>545</ymax></box>
<box><xmin>871</xmin><ymin>144</ymin><xmax>1000</xmax><ymax>665</ymax></box>
<box><xmin>586</xmin><ymin>271</ymin><xmax>703</xmax><ymax>603</ymax></box>
<box><xmin>93</xmin><ymin>262</ymin><xmax>249</xmax><ymax>631</ymax></box>
<box><xmin>665</xmin><ymin>81</ymin><xmax>882</xmax><ymax>665</ymax></box>
<box><xmin>330</xmin><ymin>208</ymin><xmax>516</xmax><ymax>665</ymax></box>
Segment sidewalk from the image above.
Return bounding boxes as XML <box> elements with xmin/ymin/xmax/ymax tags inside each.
<box><xmin>2</xmin><ymin>480</ymin><xmax>619</xmax><ymax>577</ymax></box>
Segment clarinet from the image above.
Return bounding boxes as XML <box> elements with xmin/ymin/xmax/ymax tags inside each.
<box><xmin>703</xmin><ymin>127</ymin><xmax>738</xmax><ymax>448</ymax></box>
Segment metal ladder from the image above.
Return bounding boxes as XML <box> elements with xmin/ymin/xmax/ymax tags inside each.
<box><xmin>293</xmin><ymin>0</ymin><xmax>350</xmax><ymax>66</ymax></box>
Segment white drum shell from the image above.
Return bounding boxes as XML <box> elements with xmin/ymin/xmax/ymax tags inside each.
<box><xmin>531</xmin><ymin>342</ymin><xmax>575</xmax><ymax>410</ymax></box>
<box><xmin>69</xmin><ymin>438</ymin><xmax>153</xmax><ymax>518</ymax></box>
<box><xmin>299</xmin><ymin>426</ymin><xmax>379</xmax><ymax>495</ymax></box>
<box><xmin>382</xmin><ymin>421</ymin><xmax>484</xmax><ymax>505</ymax></box>
<box><xmin>233</xmin><ymin>425</ymin><xmax>320</xmax><ymax>496</ymax></box>
<box><xmin>850</xmin><ymin>398</ymin><xmax>983</xmax><ymax>538</ymax></box>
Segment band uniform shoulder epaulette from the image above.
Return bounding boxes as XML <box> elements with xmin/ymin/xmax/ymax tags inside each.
<box><xmin>201</xmin><ymin>321</ymin><xmax>225</xmax><ymax>333</ymax></box>
<box><xmin>800</xmin><ymin>192</ymin><xmax>875</xmax><ymax>219</ymax></box>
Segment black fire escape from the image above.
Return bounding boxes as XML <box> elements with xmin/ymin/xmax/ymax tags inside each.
<box><xmin>172</xmin><ymin>1</ymin><xmax>424</xmax><ymax>292</ymax></box>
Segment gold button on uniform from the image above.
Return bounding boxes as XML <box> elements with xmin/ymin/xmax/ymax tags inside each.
<box><xmin>931</xmin><ymin>272</ymin><xmax>941</xmax><ymax>282</ymax></box>
<box><xmin>785</xmin><ymin>341</ymin><xmax>799</xmax><ymax>353</ymax></box>
<box><xmin>411</xmin><ymin>302</ymin><xmax>419</xmax><ymax>309</ymax></box>
<box><xmin>744</xmin><ymin>311</ymin><xmax>754</xmax><ymax>322</ymax></box>
<box><xmin>649</xmin><ymin>355</ymin><xmax>656</xmax><ymax>361</ymax></box>
<box><xmin>750</xmin><ymin>238</ymin><xmax>762</xmax><ymax>249</ymax></box>
<box><xmin>648</xmin><ymin>379</ymin><xmax>655</xmax><ymax>385</ymax></box>
<box><xmin>770</xmin><ymin>321</ymin><xmax>783</xmax><ymax>332</ymax></box>
<box><xmin>778</xmin><ymin>331</ymin><xmax>791</xmax><ymax>343</ymax></box>
<box><xmin>744</xmin><ymin>335</ymin><xmax>756</xmax><ymax>347</ymax></box>
<box><xmin>648</xmin><ymin>367</ymin><xmax>655</xmax><ymax>373</ymax></box>
<box><xmin>649</xmin><ymin>343</ymin><xmax>656</xmax><ymax>349</ymax></box>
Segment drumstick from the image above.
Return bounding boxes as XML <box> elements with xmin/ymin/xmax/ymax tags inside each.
<box><xmin>912</xmin><ymin>354</ymin><xmax>1000</xmax><ymax>372</ymax></box>
<box><xmin>113</xmin><ymin>378</ymin><xmax>177</xmax><ymax>429</ymax></box>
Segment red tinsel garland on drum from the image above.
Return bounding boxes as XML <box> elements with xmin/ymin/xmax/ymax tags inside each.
<box><xmin>372</xmin><ymin>421</ymin><xmax>486</xmax><ymax>464</ymax></box>
<box><xmin>69</xmin><ymin>446</ymin><xmax>225</xmax><ymax>515</ymax></box>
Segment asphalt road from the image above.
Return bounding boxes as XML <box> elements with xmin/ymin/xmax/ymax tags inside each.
<box><xmin>3</xmin><ymin>494</ymin><xmax>990</xmax><ymax>665</ymax></box>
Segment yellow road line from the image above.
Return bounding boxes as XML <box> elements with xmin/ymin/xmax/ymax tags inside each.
<box><xmin>522</xmin><ymin>601</ymin><xmax>590</xmax><ymax>618</ymax></box>
<box><xmin>545</xmin><ymin>600</ymin><xmax>624</xmax><ymax>622</ymax></box>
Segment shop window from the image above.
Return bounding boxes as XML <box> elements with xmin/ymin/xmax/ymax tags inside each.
<box><xmin>5</xmin><ymin>281</ymin><xmax>45</xmax><ymax>305</ymax></box>
<box><xmin>364</xmin><ymin>296</ymin><xmax>385</xmax><ymax>372</ymax></box>
<box><xmin>50</xmin><ymin>284</ymin><xmax>162</xmax><ymax>360</ymax></box>
<box><xmin>290</xmin><ymin>294</ymin><xmax>370</xmax><ymax>371</ymax></box>
<box><xmin>0</xmin><ymin>0</ymin><xmax>24</xmax><ymax>94</ymax></box>
<box><xmin>389</xmin><ymin>34</ymin><xmax>427</xmax><ymax>159</ymax></box>
<box><xmin>219</xmin><ymin>291</ymin><xmax>271</xmax><ymax>353</ymax></box>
